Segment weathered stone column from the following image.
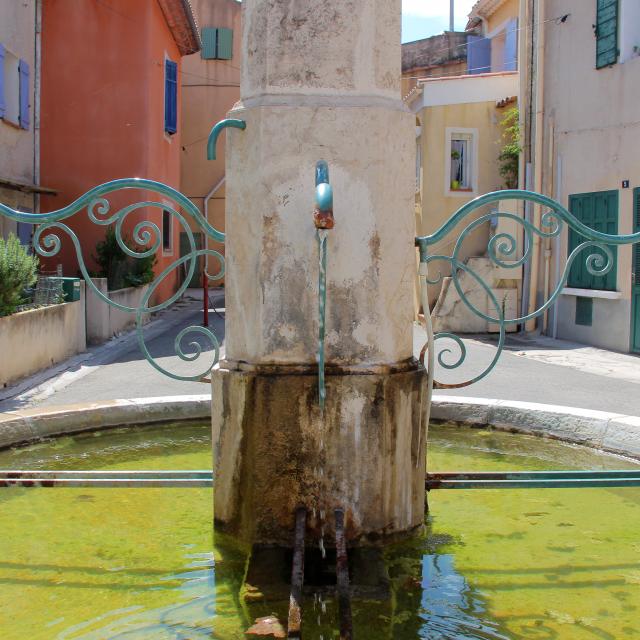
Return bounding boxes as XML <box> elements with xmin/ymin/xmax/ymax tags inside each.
<box><xmin>212</xmin><ymin>0</ymin><xmax>426</xmax><ymax>546</ymax></box>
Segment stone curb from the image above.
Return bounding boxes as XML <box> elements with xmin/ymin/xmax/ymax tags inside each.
<box><xmin>0</xmin><ymin>395</ymin><xmax>211</xmax><ymax>449</ymax></box>
<box><xmin>431</xmin><ymin>395</ymin><xmax>640</xmax><ymax>459</ymax></box>
<box><xmin>0</xmin><ymin>394</ymin><xmax>638</xmax><ymax>459</ymax></box>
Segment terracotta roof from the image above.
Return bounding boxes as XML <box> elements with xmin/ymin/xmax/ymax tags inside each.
<box><xmin>157</xmin><ymin>0</ymin><xmax>200</xmax><ymax>56</ymax></box>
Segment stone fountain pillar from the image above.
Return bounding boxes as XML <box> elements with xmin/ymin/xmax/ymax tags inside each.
<box><xmin>212</xmin><ymin>0</ymin><xmax>427</xmax><ymax>546</ymax></box>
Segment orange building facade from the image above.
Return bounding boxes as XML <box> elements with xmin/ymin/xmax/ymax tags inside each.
<box><xmin>39</xmin><ymin>0</ymin><xmax>199</xmax><ymax>302</ymax></box>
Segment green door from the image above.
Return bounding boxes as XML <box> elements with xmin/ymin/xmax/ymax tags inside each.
<box><xmin>632</xmin><ymin>189</ymin><xmax>640</xmax><ymax>353</ymax></box>
<box><xmin>179</xmin><ymin>231</ymin><xmax>204</xmax><ymax>288</ymax></box>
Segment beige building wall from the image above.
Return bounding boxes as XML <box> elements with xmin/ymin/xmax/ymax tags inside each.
<box><xmin>180</xmin><ymin>0</ymin><xmax>241</xmax><ymax>285</ymax></box>
<box><xmin>539</xmin><ymin>0</ymin><xmax>640</xmax><ymax>352</ymax></box>
<box><xmin>409</xmin><ymin>71</ymin><xmax>519</xmax><ymax>305</ymax></box>
<box><xmin>0</xmin><ymin>0</ymin><xmax>37</xmax><ymax>238</ymax></box>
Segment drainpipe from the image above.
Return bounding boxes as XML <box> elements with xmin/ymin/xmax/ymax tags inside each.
<box><xmin>526</xmin><ymin>0</ymin><xmax>545</xmax><ymax>332</ymax></box>
<box><xmin>34</xmin><ymin>0</ymin><xmax>42</xmax><ymax>213</ymax></box>
<box><xmin>542</xmin><ymin>117</ymin><xmax>554</xmax><ymax>334</ymax></box>
<box><xmin>552</xmin><ymin>155</ymin><xmax>562</xmax><ymax>339</ymax></box>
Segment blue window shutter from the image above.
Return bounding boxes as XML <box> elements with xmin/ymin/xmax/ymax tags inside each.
<box><xmin>201</xmin><ymin>28</ymin><xmax>217</xmax><ymax>59</ymax></box>
<box><xmin>216</xmin><ymin>28</ymin><xmax>233</xmax><ymax>60</ymax></box>
<box><xmin>18</xmin><ymin>59</ymin><xmax>30</xmax><ymax>130</ymax></box>
<box><xmin>165</xmin><ymin>59</ymin><xmax>177</xmax><ymax>135</ymax></box>
<box><xmin>503</xmin><ymin>18</ymin><xmax>518</xmax><ymax>71</ymax></box>
<box><xmin>0</xmin><ymin>44</ymin><xmax>6</xmax><ymax>119</ymax></box>
<box><xmin>467</xmin><ymin>34</ymin><xmax>491</xmax><ymax>74</ymax></box>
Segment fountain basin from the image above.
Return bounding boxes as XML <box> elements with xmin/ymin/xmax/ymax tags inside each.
<box><xmin>1</xmin><ymin>420</ymin><xmax>639</xmax><ymax>638</ymax></box>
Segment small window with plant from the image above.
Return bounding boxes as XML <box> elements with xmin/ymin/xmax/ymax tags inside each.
<box><xmin>450</xmin><ymin>134</ymin><xmax>472</xmax><ymax>191</ymax></box>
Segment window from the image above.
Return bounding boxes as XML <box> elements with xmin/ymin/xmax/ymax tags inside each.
<box><xmin>201</xmin><ymin>28</ymin><xmax>233</xmax><ymax>60</ymax></box>
<box><xmin>0</xmin><ymin>44</ymin><xmax>29</xmax><ymax>129</ymax></box>
<box><xmin>164</xmin><ymin>58</ymin><xmax>177</xmax><ymax>135</ymax></box>
<box><xmin>445</xmin><ymin>128</ymin><xmax>477</xmax><ymax>196</ymax></box>
<box><xmin>162</xmin><ymin>210</ymin><xmax>172</xmax><ymax>253</ymax></box>
<box><xmin>567</xmin><ymin>190</ymin><xmax>618</xmax><ymax>291</ymax></box>
<box><xmin>595</xmin><ymin>0</ymin><xmax>619</xmax><ymax>68</ymax></box>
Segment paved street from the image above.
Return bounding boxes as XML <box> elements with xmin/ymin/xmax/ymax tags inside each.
<box><xmin>1</xmin><ymin>301</ymin><xmax>639</xmax><ymax>417</ymax></box>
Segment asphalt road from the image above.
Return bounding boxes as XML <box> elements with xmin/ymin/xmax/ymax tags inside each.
<box><xmin>3</xmin><ymin>306</ymin><xmax>639</xmax><ymax>417</ymax></box>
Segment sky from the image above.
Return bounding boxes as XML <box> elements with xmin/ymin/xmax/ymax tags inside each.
<box><xmin>402</xmin><ymin>0</ymin><xmax>477</xmax><ymax>43</ymax></box>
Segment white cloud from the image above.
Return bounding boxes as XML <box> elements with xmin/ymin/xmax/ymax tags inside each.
<box><xmin>402</xmin><ymin>0</ymin><xmax>477</xmax><ymax>20</ymax></box>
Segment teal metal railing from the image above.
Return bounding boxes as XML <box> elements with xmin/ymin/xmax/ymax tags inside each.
<box><xmin>416</xmin><ymin>189</ymin><xmax>640</xmax><ymax>389</ymax></box>
<box><xmin>0</xmin><ymin>178</ymin><xmax>225</xmax><ymax>381</ymax></box>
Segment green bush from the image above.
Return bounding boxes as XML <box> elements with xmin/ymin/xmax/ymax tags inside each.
<box><xmin>93</xmin><ymin>227</ymin><xmax>156</xmax><ymax>291</ymax></box>
<box><xmin>498</xmin><ymin>106</ymin><xmax>521</xmax><ymax>190</ymax></box>
<box><xmin>0</xmin><ymin>233</ymin><xmax>38</xmax><ymax>317</ymax></box>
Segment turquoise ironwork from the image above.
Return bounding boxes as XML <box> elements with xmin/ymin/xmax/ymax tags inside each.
<box><xmin>416</xmin><ymin>189</ymin><xmax>640</xmax><ymax>389</ymax></box>
<box><xmin>206</xmin><ymin>118</ymin><xmax>246</xmax><ymax>160</ymax></box>
<box><xmin>315</xmin><ymin>160</ymin><xmax>333</xmax><ymax>410</ymax></box>
<box><xmin>317</xmin><ymin>229</ymin><xmax>328</xmax><ymax>410</ymax></box>
<box><xmin>0</xmin><ymin>178</ymin><xmax>225</xmax><ymax>381</ymax></box>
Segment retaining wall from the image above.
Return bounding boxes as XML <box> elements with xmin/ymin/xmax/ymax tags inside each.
<box><xmin>85</xmin><ymin>278</ymin><xmax>150</xmax><ymax>344</ymax></box>
<box><xmin>0</xmin><ymin>294</ymin><xmax>86</xmax><ymax>388</ymax></box>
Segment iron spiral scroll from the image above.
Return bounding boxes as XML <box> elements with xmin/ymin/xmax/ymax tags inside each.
<box><xmin>416</xmin><ymin>189</ymin><xmax>640</xmax><ymax>389</ymax></box>
<box><xmin>0</xmin><ymin>178</ymin><xmax>225</xmax><ymax>382</ymax></box>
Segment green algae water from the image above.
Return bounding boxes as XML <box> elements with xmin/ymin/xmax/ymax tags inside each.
<box><xmin>0</xmin><ymin>423</ymin><xmax>639</xmax><ymax>639</ymax></box>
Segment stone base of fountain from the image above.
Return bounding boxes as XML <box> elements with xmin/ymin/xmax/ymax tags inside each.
<box><xmin>212</xmin><ymin>360</ymin><xmax>427</xmax><ymax>546</ymax></box>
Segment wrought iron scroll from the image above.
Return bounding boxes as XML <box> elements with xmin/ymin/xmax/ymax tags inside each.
<box><xmin>0</xmin><ymin>178</ymin><xmax>225</xmax><ymax>381</ymax></box>
<box><xmin>416</xmin><ymin>189</ymin><xmax>640</xmax><ymax>389</ymax></box>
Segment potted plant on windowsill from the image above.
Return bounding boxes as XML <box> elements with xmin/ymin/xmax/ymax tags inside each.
<box><xmin>450</xmin><ymin>149</ymin><xmax>461</xmax><ymax>190</ymax></box>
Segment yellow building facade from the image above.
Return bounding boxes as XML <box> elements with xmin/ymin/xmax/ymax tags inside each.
<box><xmin>406</xmin><ymin>0</ymin><xmax>521</xmax><ymax>326</ymax></box>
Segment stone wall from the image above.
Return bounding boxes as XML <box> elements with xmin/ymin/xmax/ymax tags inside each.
<box><xmin>0</xmin><ymin>297</ymin><xmax>86</xmax><ymax>388</ymax></box>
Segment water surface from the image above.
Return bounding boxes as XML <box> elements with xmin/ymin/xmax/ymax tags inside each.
<box><xmin>0</xmin><ymin>422</ymin><xmax>639</xmax><ymax>639</ymax></box>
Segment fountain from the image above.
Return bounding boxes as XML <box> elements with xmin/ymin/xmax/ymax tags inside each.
<box><xmin>210</xmin><ymin>0</ymin><xmax>426</xmax><ymax>551</ymax></box>
<box><xmin>2</xmin><ymin>0</ymin><xmax>640</xmax><ymax>637</ymax></box>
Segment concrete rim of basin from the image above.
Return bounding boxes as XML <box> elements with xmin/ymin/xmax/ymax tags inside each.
<box><xmin>0</xmin><ymin>394</ymin><xmax>638</xmax><ymax>460</ymax></box>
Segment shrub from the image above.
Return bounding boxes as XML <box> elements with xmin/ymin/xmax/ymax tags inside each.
<box><xmin>93</xmin><ymin>227</ymin><xmax>156</xmax><ymax>291</ymax></box>
<box><xmin>0</xmin><ymin>233</ymin><xmax>38</xmax><ymax>317</ymax></box>
<box><xmin>498</xmin><ymin>106</ymin><xmax>521</xmax><ymax>190</ymax></box>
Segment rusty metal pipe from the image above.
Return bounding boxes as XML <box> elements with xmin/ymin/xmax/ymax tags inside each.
<box><xmin>335</xmin><ymin>509</ymin><xmax>353</xmax><ymax>640</ymax></box>
<box><xmin>287</xmin><ymin>507</ymin><xmax>307</xmax><ymax>639</ymax></box>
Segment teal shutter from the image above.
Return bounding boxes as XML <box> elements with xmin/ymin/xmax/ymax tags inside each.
<box><xmin>0</xmin><ymin>44</ymin><xmax>5</xmax><ymax>119</ymax></box>
<box><xmin>216</xmin><ymin>28</ymin><xmax>233</xmax><ymax>60</ymax></box>
<box><xmin>18</xmin><ymin>59</ymin><xmax>30</xmax><ymax>130</ymax></box>
<box><xmin>164</xmin><ymin>59</ymin><xmax>177</xmax><ymax>135</ymax></box>
<box><xmin>575</xmin><ymin>297</ymin><xmax>593</xmax><ymax>326</ymax></box>
<box><xmin>634</xmin><ymin>189</ymin><xmax>640</xmax><ymax>284</ymax></box>
<box><xmin>200</xmin><ymin>27</ymin><xmax>233</xmax><ymax>60</ymax></box>
<box><xmin>568</xmin><ymin>191</ymin><xmax>618</xmax><ymax>291</ymax></box>
<box><xmin>596</xmin><ymin>0</ymin><xmax>618</xmax><ymax>68</ymax></box>
<box><xmin>201</xmin><ymin>28</ymin><xmax>217</xmax><ymax>59</ymax></box>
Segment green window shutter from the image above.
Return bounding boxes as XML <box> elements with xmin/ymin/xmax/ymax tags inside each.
<box><xmin>200</xmin><ymin>27</ymin><xmax>233</xmax><ymax>60</ymax></box>
<box><xmin>575</xmin><ymin>297</ymin><xmax>594</xmax><ymax>326</ymax></box>
<box><xmin>596</xmin><ymin>0</ymin><xmax>618</xmax><ymax>68</ymax></box>
<box><xmin>201</xmin><ymin>28</ymin><xmax>217</xmax><ymax>59</ymax></box>
<box><xmin>634</xmin><ymin>189</ymin><xmax>640</xmax><ymax>282</ymax></box>
<box><xmin>216</xmin><ymin>28</ymin><xmax>233</xmax><ymax>60</ymax></box>
<box><xmin>568</xmin><ymin>190</ymin><xmax>618</xmax><ymax>291</ymax></box>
